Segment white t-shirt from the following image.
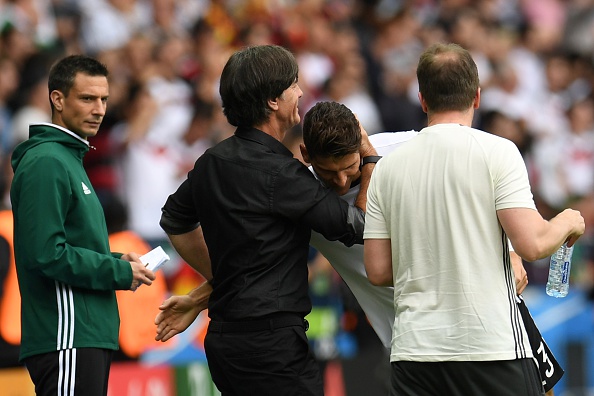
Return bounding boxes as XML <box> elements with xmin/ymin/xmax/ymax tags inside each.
<box><xmin>365</xmin><ymin>124</ymin><xmax>536</xmax><ymax>362</ymax></box>
<box><xmin>309</xmin><ymin>131</ymin><xmax>419</xmax><ymax>349</ymax></box>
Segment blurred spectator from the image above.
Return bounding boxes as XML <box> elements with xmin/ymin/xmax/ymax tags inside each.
<box><xmin>369</xmin><ymin>9</ymin><xmax>425</xmax><ymax>131</ymax></box>
<box><xmin>520</xmin><ymin>52</ymin><xmax>578</xmax><ymax>140</ymax></box>
<box><xmin>176</xmin><ymin>98</ymin><xmax>218</xmax><ymax>176</ymax></box>
<box><xmin>202</xmin><ymin>0</ymin><xmax>239</xmax><ymax>46</ymax></box>
<box><xmin>186</xmin><ymin>19</ymin><xmax>234</xmax><ymax>143</ymax></box>
<box><xmin>52</xmin><ymin>2</ymin><xmax>83</xmax><ymax>55</ymax></box>
<box><xmin>0</xmin><ymin>22</ymin><xmax>36</xmax><ymax>68</ymax></box>
<box><xmin>116</xmin><ymin>34</ymin><xmax>194</xmax><ymax>248</ymax></box>
<box><xmin>506</xmin><ymin>24</ymin><xmax>549</xmax><ymax>105</ymax></box>
<box><xmin>0</xmin><ymin>57</ymin><xmax>19</xmax><ymax>155</ymax></box>
<box><xmin>292</xmin><ymin>14</ymin><xmax>336</xmax><ymax>110</ymax></box>
<box><xmin>314</xmin><ymin>23</ymin><xmax>384</xmax><ymax>135</ymax></box>
<box><xmin>319</xmin><ymin>55</ymin><xmax>384</xmax><ymax>135</ymax></box>
<box><xmin>8</xmin><ymin>52</ymin><xmax>55</xmax><ymax>147</ymax></box>
<box><xmin>0</xmin><ymin>0</ymin><xmax>57</xmax><ymax>51</ymax></box>
<box><xmin>480</xmin><ymin>109</ymin><xmax>534</xmax><ymax>157</ymax></box>
<box><xmin>79</xmin><ymin>0</ymin><xmax>151</xmax><ymax>54</ymax></box>
<box><xmin>480</xmin><ymin>58</ymin><xmax>534</xmax><ymax>125</ymax></box>
<box><xmin>447</xmin><ymin>7</ymin><xmax>494</xmax><ymax>87</ymax></box>
<box><xmin>531</xmin><ymin>97</ymin><xmax>594</xmax><ymax>223</ymax></box>
<box><xmin>521</xmin><ymin>0</ymin><xmax>566</xmax><ymax>52</ymax></box>
<box><xmin>562</xmin><ymin>0</ymin><xmax>594</xmax><ymax>56</ymax></box>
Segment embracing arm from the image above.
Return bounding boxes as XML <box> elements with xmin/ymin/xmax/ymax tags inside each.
<box><xmin>320</xmin><ymin>125</ymin><xmax>378</xmax><ymax>247</ymax></box>
<box><xmin>354</xmin><ymin>124</ymin><xmax>378</xmax><ymax>212</ymax></box>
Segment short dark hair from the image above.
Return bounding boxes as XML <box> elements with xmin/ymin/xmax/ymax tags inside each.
<box><xmin>48</xmin><ymin>55</ymin><xmax>108</xmax><ymax>109</ymax></box>
<box><xmin>302</xmin><ymin>101</ymin><xmax>361</xmax><ymax>160</ymax></box>
<box><xmin>416</xmin><ymin>43</ymin><xmax>479</xmax><ymax>113</ymax></box>
<box><xmin>219</xmin><ymin>45</ymin><xmax>299</xmax><ymax>127</ymax></box>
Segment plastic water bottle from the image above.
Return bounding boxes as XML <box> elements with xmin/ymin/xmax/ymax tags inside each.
<box><xmin>546</xmin><ymin>243</ymin><xmax>574</xmax><ymax>298</ymax></box>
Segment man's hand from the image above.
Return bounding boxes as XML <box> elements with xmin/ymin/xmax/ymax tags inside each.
<box><xmin>511</xmin><ymin>251</ymin><xmax>528</xmax><ymax>295</ymax></box>
<box><xmin>554</xmin><ymin>208</ymin><xmax>585</xmax><ymax>248</ymax></box>
<box><xmin>155</xmin><ymin>281</ymin><xmax>213</xmax><ymax>342</ymax></box>
<box><xmin>354</xmin><ymin>118</ymin><xmax>377</xmax><ymax>213</ymax></box>
<box><xmin>358</xmin><ymin>121</ymin><xmax>377</xmax><ymax>158</ymax></box>
<box><xmin>123</xmin><ymin>252</ymin><xmax>156</xmax><ymax>291</ymax></box>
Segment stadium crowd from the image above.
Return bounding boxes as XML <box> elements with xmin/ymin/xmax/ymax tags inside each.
<box><xmin>1</xmin><ymin>0</ymin><xmax>594</xmax><ymax>383</ymax></box>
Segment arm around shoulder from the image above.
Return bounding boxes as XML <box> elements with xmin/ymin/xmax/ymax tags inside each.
<box><xmin>354</xmin><ymin>123</ymin><xmax>378</xmax><ymax>212</ymax></box>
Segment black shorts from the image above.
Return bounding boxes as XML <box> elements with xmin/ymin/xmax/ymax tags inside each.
<box><xmin>518</xmin><ymin>296</ymin><xmax>564</xmax><ymax>392</ymax></box>
<box><xmin>391</xmin><ymin>358</ymin><xmax>544</xmax><ymax>396</ymax></box>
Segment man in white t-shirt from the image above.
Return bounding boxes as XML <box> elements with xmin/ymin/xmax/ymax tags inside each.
<box><xmin>364</xmin><ymin>42</ymin><xmax>584</xmax><ymax>395</ymax></box>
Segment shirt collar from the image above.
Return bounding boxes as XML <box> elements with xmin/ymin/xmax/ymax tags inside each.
<box><xmin>32</xmin><ymin>122</ymin><xmax>90</xmax><ymax>146</ymax></box>
<box><xmin>235</xmin><ymin>126</ymin><xmax>294</xmax><ymax>157</ymax></box>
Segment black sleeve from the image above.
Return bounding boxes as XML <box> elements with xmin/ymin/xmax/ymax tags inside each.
<box><xmin>301</xmin><ymin>197</ymin><xmax>364</xmax><ymax>247</ymax></box>
<box><xmin>160</xmin><ymin>176</ymin><xmax>201</xmax><ymax>235</ymax></box>
<box><xmin>272</xmin><ymin>162</ymin><xmax>364</xmax><ymax>247</ymax></box>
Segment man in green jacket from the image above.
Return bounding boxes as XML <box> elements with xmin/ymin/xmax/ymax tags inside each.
<box><xmin>10</xmin><ymin>54</ymin><xmax>156</xmax><ymax>396</ymax></box>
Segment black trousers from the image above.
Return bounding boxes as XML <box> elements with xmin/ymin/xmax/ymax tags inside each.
<box><xmin>204</xmin><ymin>322</ymin><xmax>323</xmax><ymax>396</ymax></box>
<box><xmin>24</xmin><ymin>348</ymin><xmax>113</xmax><ymax>396</ymax></box>
<box><xmin>390</xmin><ymin>358</ymin><xmax>545</xmax><ymax>396</ymax></box>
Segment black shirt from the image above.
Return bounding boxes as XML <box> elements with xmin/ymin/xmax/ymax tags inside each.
<box><xmin>160</xmin><ymin>127</ymin><xmax>363</xmax><ymax>321</ymax></box>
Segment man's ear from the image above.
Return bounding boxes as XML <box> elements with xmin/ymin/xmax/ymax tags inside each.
<box><xmin>268</xmin><ymin>97</ymin><xmax>279</xmax><ymax>111</ymax></box>
<box><xmin>418</xmin><ymin>92</ymin><xmax>428</xmax><ymax>114</ymax></box>
<box><xmin>50</xmin><ymin>90</ymin><xmax>63</xmax><ymax>112</ymax></box>
<box><xmin>299</xmin><ymin>143</ymin><xmax>311</xmax><ymax>163</ymax></box>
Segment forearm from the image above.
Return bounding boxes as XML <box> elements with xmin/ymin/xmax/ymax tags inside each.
<box><xmin>35</xmin><ymin>248</ymin><xmax>132</xmax><ymax>290</ymax></box>
<box><xmin>364</xmin><ymin>238</ymin><xmax>393</xmax><ymax>286</ymax></box>
<box><xmin>355</xmin><ymin>161</ymin><xmax>376</xmax><ymax>212</ymax></box>
<box><xmin>167</xmin><ymin>227</ymin><xmax>212</xmax><ymax>281</ymax></box>
<box><xmin>354</xmin><ymin>126</ymin><xmax>378</xmax><ymax>212</ymax></box>
<box><xmin>188</xmin><ymin>280</ymin><xmax>213</xmax><ymax>308</ymax></box>
<box><xmin>499</xmin><ymin>208</ymin><xmax>585</xmax><ymax>262</ymax></box>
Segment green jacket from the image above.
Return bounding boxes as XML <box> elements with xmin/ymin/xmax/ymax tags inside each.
<box><xmin>10</xmin><ymin>123</ymin><xmax>133</xmax><ymax>361</ymax></box>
